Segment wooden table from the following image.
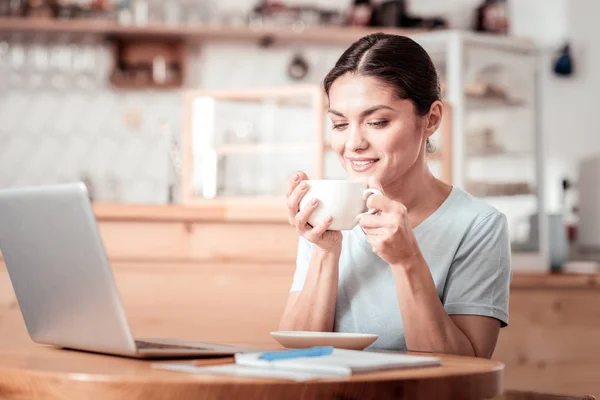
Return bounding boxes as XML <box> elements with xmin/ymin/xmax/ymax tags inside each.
<box><xmin>0</xmin><ymin>340</ymin><xmax>503</xmax><ymax>400</ymax></box>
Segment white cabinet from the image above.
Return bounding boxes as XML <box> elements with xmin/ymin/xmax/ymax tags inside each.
<box><xmin>181</xmin><ymin>85</ymin><xmax>326</xmax><ymax>204</ymax></box>
<box><xmin>412</xmin><ymin>31</ymin><xmax>546</xmax><ymax>269</ymax></box>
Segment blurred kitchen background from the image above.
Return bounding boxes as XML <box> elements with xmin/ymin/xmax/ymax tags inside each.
<box><xmin>1</xmin><ymin>0</ymin><xmax>600</xmax><ymax>273</ymax></box>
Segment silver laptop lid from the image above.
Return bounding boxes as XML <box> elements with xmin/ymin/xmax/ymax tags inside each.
<box><xmin>0</xmin><ymin>183</ymin><xmax>137</xmax><ymax>356</ymax></box>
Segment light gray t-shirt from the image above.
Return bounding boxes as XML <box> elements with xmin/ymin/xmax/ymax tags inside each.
<box><xmin>290</xmin><ymin>186</ymin><xmax>511</xmax><ymax>350</ymax></box>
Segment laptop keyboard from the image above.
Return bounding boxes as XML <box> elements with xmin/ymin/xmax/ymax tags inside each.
<box><xmin>135</xmin><ymin>340</ymin><xmax>211</xmax><ymax>351</ymax></box>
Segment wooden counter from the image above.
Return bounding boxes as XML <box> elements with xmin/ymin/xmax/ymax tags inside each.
<box><xmin>509</xmin><ymin>273</ymin><xmax>600</xmax><ymax>290</ymax></box>
<box><xmin>89</xmin><ymin>202</ymin><xmax>296</xmax><ymax>263</ymax></box>
<box><xmin>93</xmin><ymin>200</ymin><xmax>288</xmax><ymax>223</ymax></box>
<box><xmin>494</xmin><ymin>275</ymin><xmax>600</xmax><ymax>397</ymax></box>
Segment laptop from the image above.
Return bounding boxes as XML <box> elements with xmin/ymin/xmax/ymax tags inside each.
<box><xmin>0</xmin><ymin>182</ymin><xmax>258</xmax><ymax>359</ymax></box>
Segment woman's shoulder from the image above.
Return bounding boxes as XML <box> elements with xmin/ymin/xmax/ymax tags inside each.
<box><xmin>447</xmin><ymin>186</ymin><xmax>508</xmax><ymax>232</ymax></box>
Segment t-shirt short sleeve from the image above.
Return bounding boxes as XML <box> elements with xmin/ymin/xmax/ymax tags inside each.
<box><xmin>442</xmin><ymin>211</ymin><xmax>511</xmax><ymax>327</ymax></box>
<box><xmin>290</xmin><ymin>236</ymin><xmax>314</xmax><ymax>292</ymax></box>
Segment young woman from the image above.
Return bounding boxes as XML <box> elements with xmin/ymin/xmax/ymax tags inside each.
<box><xmin>279</xmin><ymin>33</ymin><xmax>511</xmax><ymax>358</ymax></box>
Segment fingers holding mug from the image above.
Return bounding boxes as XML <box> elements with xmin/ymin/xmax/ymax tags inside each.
<box><xmin>295</xmin><ymin>197</ymin><xmax>321</xmax><ymax>233</ymax></box>
<box><xmin>286</xmin><ymin>179</ymin><xmax>309</xmax><ymax>225</ymax></box>
<box><xmin>307</xmin><ymin>215</ymin><xmax>334</xmax><ymax>240</ymax></box>
<box><xmin>355</xmin><ymin>188</ymin><xmax>384</xmax><ymax>221</ymax></box>
<box><xmin>286</xmin><ymin>171</ymin><xmax>309</xmax><ymax>197</ymax></box>
<box><xmin>365</xmin><ymin>192</ymin><xmax>391</xmax><ymax>214</ymax></box>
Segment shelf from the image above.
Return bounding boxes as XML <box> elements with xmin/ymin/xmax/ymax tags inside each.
<box><xmin>438</xmin><ymin>95</ymin><xmax>526</xmax><ymax>110</ymax></box>
<box><xmin>110</xmin><ymin>79</ymin><xmax>183</xmax><ymax>90</ymax></box>
<box><xmin>187</xmin><ymin>87</ymin><xmax>323</xmax><ymax>108</ymax></box>
<box><xmin>109</xmin><ymin>39</ymin><xmax>186</xmax><ymax>90</ymax></box>
<box><xmin>212</xmin><ymin>143</ymin><xmax>314</xmax><ymax>154</ymax></box>
<box><xmin>189</xmin><ymin>196</ymin><xmax>285</xmax><ymax>205</ymax></box>
<box><xmin>441</xmin><ymin>81</ymin><xmax>529</xmax><ymax>110</ymax></box>
<box><xmin>465</xmin><ymin>181</ymin><xmax>534</xmax><ymax>198</ymax></box>
<box><xmin>466</xmin><ymin>149</ymin><xmax>532</xmax><ymax>158</ymax></box>
<box><xmin>477</xmin><ymin>193</ymin><xmax>536</xmax><ymax>200</ymax></box>
<box><xmin>0</xmin><ymin>17</ymin><xmax>427</xmax><ymax>44</ymax></box>
<box><xmin>465</xmin><ymin>95</ymin><xmax>527</xmax><ymax>110</ymax></box>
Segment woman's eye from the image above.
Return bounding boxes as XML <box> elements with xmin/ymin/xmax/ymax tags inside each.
<box><xmin>332</xmin><ymin>123</ymin><xmax>348</xmax><ymax>131</ymax></box>
<box><xmin>367</xmin><ymin>120</ymin><xmax>388</xmax><ymax>128</ymax></box>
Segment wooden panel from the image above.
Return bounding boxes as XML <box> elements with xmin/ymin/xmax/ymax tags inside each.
<box><xmin>0</xmin><ymin>206</ymin><xmax>297</xmax><ymax>263</ymax></box>
<box><xmin>498</xmin><ymin>363</ymin><xmax>600</xmax><ymax>398</ymax></box>
<box><xmin>115</xmin><ymin>261</ymin><xmax>294</xmax><ymax>346</ymax></box>
<box><xmin>0</xmin><ymin>17</ymin><xmax>427</xmax><ymax>44</ymax></box>
<box><xmin>495</xmin><ymin>290</ymin><xmax>600</xmax><ymax>362</ymax></box>
<box><xmin>97</xmin><ymin>221</ymin><xmax>298</xmax><ymax>263</ymax></box>
<box><xmin>93</xmin><ymin>201</ymin><xmax>289</xmax><ymax>223</ymax></box>
<box><xmin>509</xmin><ymin>273</ymin><xmax>600</xmax><ymax>290</ymax></box>
<box><xmin>494</xmin><ymin>390</ymin><xmax>597</xmax><ymax>400</ymax></box>
<box><xmin>0</xmin><ymin>270</ymin><xmax>29</xmax><ymax>347</ymax></box>
<box><xmin>0</xmin><ymin>261</ymin><xmax>295</xmax><ymax>348</ymax></box>
<box><xmin>93</xmin><ymin>202</ymin><xmax>226</xmax><ymax>222</ymax></box>
<box><xmin>493</xmin><ymin>289</ymin><xmax>600</xmax><ymax>397</ymax></box>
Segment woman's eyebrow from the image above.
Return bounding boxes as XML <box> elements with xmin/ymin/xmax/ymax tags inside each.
<box><xmin>328</xmin><ymin>105</ymin><xmax>396</xmax><ymax>118</ymax></box>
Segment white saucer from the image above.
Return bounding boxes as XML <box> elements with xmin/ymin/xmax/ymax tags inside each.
<box><xmin>270</xmin><ymin>331</ymin><xmax>378</xmax><ymax>351</ymax></box>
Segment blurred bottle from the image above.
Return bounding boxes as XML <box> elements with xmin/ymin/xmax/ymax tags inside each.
<box><xmin>548</xmin><ymin>213</ymin><xmax>569</xmax><ymax>273</ymax></box>
<box><xmin>474</xmin><ymin>0</ymin><xmax>509</xmax><ymax>34</ymax></box>
<box><xmin>347</xmin><ymin>0</ymin><xmax>372</xmax><ymax>27</ymax></box>
<box><xmin>1</xmin><ymin>0</ymin><xmax>27</xmax><ymax>17</ymax></box>
<box><xmin>370</xmin><ymin>0</ymin><xmax>403</xmax><ymax>27</ymax></box>
<box><xmin>26</xmin><ymin>0</ymin><xmax>54</xmax><ymax>18</ymax></box>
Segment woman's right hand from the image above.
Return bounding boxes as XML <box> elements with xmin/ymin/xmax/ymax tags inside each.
<box><xmin>286</xmin><ymin>171</ymin><xmax>343</xmax><ymax>252</ymax></box>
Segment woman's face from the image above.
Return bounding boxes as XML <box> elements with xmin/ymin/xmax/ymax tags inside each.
<box><xmin>328</xmin><ymin>74</ymin><xmax>439</xmax><ymax>189</ymax></box>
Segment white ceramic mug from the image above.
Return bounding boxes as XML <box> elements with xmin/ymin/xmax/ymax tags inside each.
<box><xmin>298</xmin><ymin>180</ymin><xmax>382</xmax><ymax>231</ymax></box>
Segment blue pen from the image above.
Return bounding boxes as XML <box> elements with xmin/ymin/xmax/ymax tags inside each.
<box><xmin>259</xmin><ymin>346</ymin><xmax>334</xmax><ymax>361</ymax></box>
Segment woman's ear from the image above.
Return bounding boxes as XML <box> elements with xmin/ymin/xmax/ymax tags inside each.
<box><xmin>424</xmin><ymin>100</ymin><xmax>444</xmax><ymax>137</ymax></box>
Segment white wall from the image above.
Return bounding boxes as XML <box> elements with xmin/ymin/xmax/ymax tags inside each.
<box><xmin>544</xmin><ymin>0</ymin><xmax>600</xmax><ymax>213</ymax></box>
<box><xmin>413</xmin><ymin>0</ymin><xmax>600</xmax><ymax>217</ymax></box>
<box><xmin>509</xmin><ymin>0</ymin><xmax>600</xmax><ymax>213</ymax></box>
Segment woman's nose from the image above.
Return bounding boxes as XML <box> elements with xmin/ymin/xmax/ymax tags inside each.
<box><xmin>345</xmin><ymin>126</ymin><xmax>369</xmax><ymax>152</ymax></box>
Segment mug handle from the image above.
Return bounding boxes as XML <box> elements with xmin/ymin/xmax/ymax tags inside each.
<box><xmin>355</xmin><ymin>188</ymin><xmax>382</xmax><ymax>221</ymax></box>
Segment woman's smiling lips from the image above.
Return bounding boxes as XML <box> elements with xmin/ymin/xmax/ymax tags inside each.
<box><xmin>346</xmin><ymin>157</ymin><xmax>379</xmax><ymax>172</ymax></box>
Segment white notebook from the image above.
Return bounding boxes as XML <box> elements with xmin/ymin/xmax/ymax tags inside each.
<box><xmin>234</xmin><ymin>349</ymin><xmax>441</xmax><ymax>377</ymax></box>
<box><xmin>152</xmin><ymin>363</ymin><xmax>337</xmax><ymax>381</ymax></box>
<box><xmin>152</xmin><ymin>349</ymin><xmax>441</xmax><ymax>382</ymax></box>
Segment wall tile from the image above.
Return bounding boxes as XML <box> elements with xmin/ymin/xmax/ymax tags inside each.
<box><xmin>0</xmin><ymin>37</ymin><xmax>348</xmax><ymax>203</ymax></box>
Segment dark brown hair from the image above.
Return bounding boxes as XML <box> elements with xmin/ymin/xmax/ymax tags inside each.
<box><xmin>323</xmin><ymin>33</ymin><xmax>441</xmax><ymax>152</ymax></box>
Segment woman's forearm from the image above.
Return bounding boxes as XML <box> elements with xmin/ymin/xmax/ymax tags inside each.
<box><xmin>392</xmin><ymin>255</ymin><xmax>476</xmax><ymax>356</ymax></box>
<box><xmin>279</xmin><ymin>247</ymin><xmax>340</xmax><ymax>332</ymax></box>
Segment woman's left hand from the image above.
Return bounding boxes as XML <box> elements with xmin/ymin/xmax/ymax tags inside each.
<box><xmin>358</xmin><ymin>193</ymin><xmax>421</xmax><ymax>266</ymax></box>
